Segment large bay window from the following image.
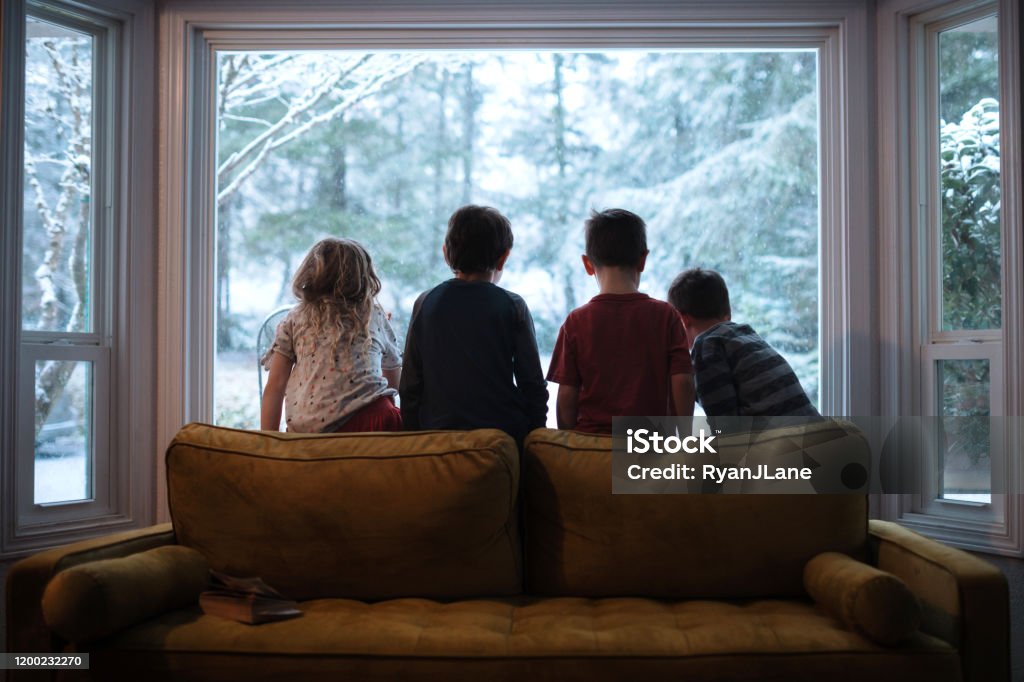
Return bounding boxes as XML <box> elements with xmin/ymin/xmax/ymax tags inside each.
<box><xmin>156</xmin><ymin>1</ymin><xmax>871</xmax><ymax>521</ymax></box>
<box><xmin>4</xmin><ymin>0</ymin><xmax>1019</xmax><ymax>556</ymax></box>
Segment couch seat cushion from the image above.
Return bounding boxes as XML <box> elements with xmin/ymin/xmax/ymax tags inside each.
<box><xmin>96</xmin><ymin>597</ymin><xmax>960</xmax><ymax>681</ymax></box>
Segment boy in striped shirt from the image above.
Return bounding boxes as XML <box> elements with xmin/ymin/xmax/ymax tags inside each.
<box><xmin>667</xmin><ymin>268</ymin><xmax>820</xmax><ymax>418</ymax></box>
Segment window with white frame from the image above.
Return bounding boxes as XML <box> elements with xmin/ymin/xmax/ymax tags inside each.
<box><xmin>20</xmin><ymin>5</ymin><xmax>116</xmax><ymax>521</ymax></box>
<box><xmin>1</xmin><ymin>0</ymin><xmax>130</xmax><ymax>549</ymax></box>
<box><xmin>159</xmin><ymin>14</ymin><xmax>868</xmax><ymax>463</ymax></box>
<box><xmin>887</xmin><ymin>0</ymin><xmax>1022</xmax><ymax>554</ymax></box>
<box><xmin>918</xmin><ymin>4</ymin><xmax>1002</xmax><ymax>503</ymax></box>
<box><xmin>155</xmin><ymin>1</ymin><xmax>873</xmax><ymax>522</ymax></box>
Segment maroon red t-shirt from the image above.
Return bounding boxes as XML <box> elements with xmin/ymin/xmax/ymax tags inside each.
<box><xmin>546</xmin><ymin>293</ymin><xmax>692</xmax><ymax>434</ymax></box>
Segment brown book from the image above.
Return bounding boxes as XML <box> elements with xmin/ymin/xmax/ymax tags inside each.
<box><xmin>199</xmin><ymin>570</ymin><xmax>302</xmax><ymax>625</ymax></box>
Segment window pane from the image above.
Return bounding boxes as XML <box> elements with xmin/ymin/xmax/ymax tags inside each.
<box><xmin>34</xmin><ymin>360</ymin><xmax>93</xmax><ymax>504</ymax></box>
<box><xmin>22</xmin><ymin>17</ymin><xmax>94</xmax><ymax>333</ymax></box>
<box><xmin>213</xmin><ymin>50</ymin><xmax>820</xmax><ymax>428</ymax></box>
<box><xmin>936</xmin><ymin>358</ymin><xmax>990</xmax><ymax>502</ymax></box>
<box><xmin>938</xmin><ymin>16</ymin><xmax>1000</xmax><ymax>331</ymax></box>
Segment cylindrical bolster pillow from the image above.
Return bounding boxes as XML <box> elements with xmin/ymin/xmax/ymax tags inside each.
<box><xmin>42</xmin><ymin>545</ymin><xmax>209</xmax><ymax>642</ymax></box>
<box><xmin>804</xmin><ymin>551</ymin><xmax>922</xmax><ymax>645</ymax></box>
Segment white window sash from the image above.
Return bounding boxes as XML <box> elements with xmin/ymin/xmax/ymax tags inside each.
<box><xmin>16</xmin><ymin>343</ymin><xmax>114</xmax><ymax>528</ymax></box>
<box><xmin>915</xmin><ymin>342</ymin><xmax>1005</xmax><ymax>522</ymax></box>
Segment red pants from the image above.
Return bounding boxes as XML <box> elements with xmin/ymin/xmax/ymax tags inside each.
<box><xmin>331</xmin><ymin>396</ymin><xmax>402</xmax><ymax>433</ymax></box>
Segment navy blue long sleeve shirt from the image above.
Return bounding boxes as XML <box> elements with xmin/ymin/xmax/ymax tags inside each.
<box><xmin>399</xmin><ymin>279</ymin><xmax>548</xmax><ymax>443</ymax></box>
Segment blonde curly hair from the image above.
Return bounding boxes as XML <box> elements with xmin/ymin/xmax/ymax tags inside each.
<box><xmin>291</xmin><ymin>238</ymin><xmax>381</xmax><ymax>356</ymax></box>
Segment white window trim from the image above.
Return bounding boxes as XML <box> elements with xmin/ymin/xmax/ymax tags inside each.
<box><xmin>0</xmin><ymin>0</ymin><xmax>157</xmax><ymax>557</ymax></box>
<box><xmin>877</xmin><ymin>0</ymin><xmax>1023</xmax><ymax>555</ymax></box>
<box><xmin>157</xmin><ymin>0</ymin><xmax>876</xmax><ymax>521</ymax></box>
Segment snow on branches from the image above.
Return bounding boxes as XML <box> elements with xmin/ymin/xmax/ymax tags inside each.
<box><xmin>216</xmin><ymin>53</ymin><xmax>429</xmax><ymax>206</ymax></box>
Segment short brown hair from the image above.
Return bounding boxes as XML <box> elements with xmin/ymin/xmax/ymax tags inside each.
<box><xmin>667</xmin><ymin>268</ymin><xmax>731</xmax><ymax>319</ymax></box>
<box><xmin>584</xmin><ymin>209</ymin><xmax>648</xmax><ymax>268</ymax></box>
<box><xmin>444</xmin><ymin>205</ymin><xmax>514</xmax><ymax>274</ymax></box>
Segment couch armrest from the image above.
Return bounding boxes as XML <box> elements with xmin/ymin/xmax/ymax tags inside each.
<box><xmin>5</xmin><ymin>523</ymin><xmax>176</xmax><ymax>662</ymax></box>
<box><xmin>868</xmin><ymin>519</ymin><xmax>1009</xmax><ymax>682</ymax></box>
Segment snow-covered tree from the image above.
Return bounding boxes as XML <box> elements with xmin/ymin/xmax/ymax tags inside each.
<box><xmin>24</xmin><ymin>31</ymin><xmax>93</xmax><ymax>436</ymax></box>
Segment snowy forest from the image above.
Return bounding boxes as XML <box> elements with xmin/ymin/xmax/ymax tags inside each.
<box><xmin>213</xmin><ymin>49</ymin><xmax>822</xmax><ymax>427</ymax></box>
<box><xmin>21</xmin><ymin>27</ymin><xmax>1000</xmax><ymax>444</ymax></box>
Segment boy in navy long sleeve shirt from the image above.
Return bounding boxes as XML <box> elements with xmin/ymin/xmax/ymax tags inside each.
<box><xmin>400</xmin><ymin>205</ymin><xmax>548</xmax><ymax>444</ymax></box>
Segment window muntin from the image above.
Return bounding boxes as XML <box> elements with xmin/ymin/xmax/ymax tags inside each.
<box><xmin>212</xmin><ymin>49</ymin><xmax>821</xmax><ymax>429</ymax></box>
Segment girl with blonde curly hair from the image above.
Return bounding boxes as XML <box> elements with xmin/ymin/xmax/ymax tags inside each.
<box><xmin>260</xmin><ymin>238</ymin><xmax>402</xmax><ymax>432</ymax></box>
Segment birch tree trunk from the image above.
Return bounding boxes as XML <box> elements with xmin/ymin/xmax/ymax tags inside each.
<box><xmin>31</xmin><ymin>40</ymin><xmax>92</xmax><ymax>436</ymax></box>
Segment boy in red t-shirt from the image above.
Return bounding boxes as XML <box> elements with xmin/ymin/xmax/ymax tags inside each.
<box><xmin>547</xmin><ymin>209</ymin><xmax>695</xmax><ymax>433</ymax></box>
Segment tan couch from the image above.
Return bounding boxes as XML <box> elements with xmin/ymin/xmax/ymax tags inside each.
<box><xmin>6</xmin><ymin>422</ymin><xmax>1009</xmax><ymax>681</ymax></box>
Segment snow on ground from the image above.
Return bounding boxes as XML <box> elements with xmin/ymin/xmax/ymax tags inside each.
<box><xmin>35</xmin><ymin>454</ymin><xmax>87</xmax><ymax>504</ymax></box>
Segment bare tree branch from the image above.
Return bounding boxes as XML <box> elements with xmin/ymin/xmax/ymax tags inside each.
<box><xmin>217</xmin><ymin>66</ymin><xmax>346</xmax><ymax>179</ymax></box>
<box><xmin>217</xmin><ymin>54</ymin><xmax>427</xmax><ymax>207</ymax></box>
<box><xmin>221</xmin><ymin>53</ymin><xmax>295</xmax><ymax>104</ymax></box>
<box><xmin>221</xmin><ymin>113</ymin><xmax>275</xmax><ymax>127</ymax></box>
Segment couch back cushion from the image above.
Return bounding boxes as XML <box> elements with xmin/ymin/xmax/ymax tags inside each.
<box><xmin>523</xmin><ymin>422</ymin><xmax>868</xmax><ymax>598</ymax></box>
<box><xmin>167</xmin><ymin>424</ymin><xmax>521</xmax><ymax>601</ymax></box>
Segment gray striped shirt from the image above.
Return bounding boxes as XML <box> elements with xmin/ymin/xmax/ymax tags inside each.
<box><xmin>691</xmin><ymin>322</ymin><xmax>819</xmax><ymax>418</ymax></box>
